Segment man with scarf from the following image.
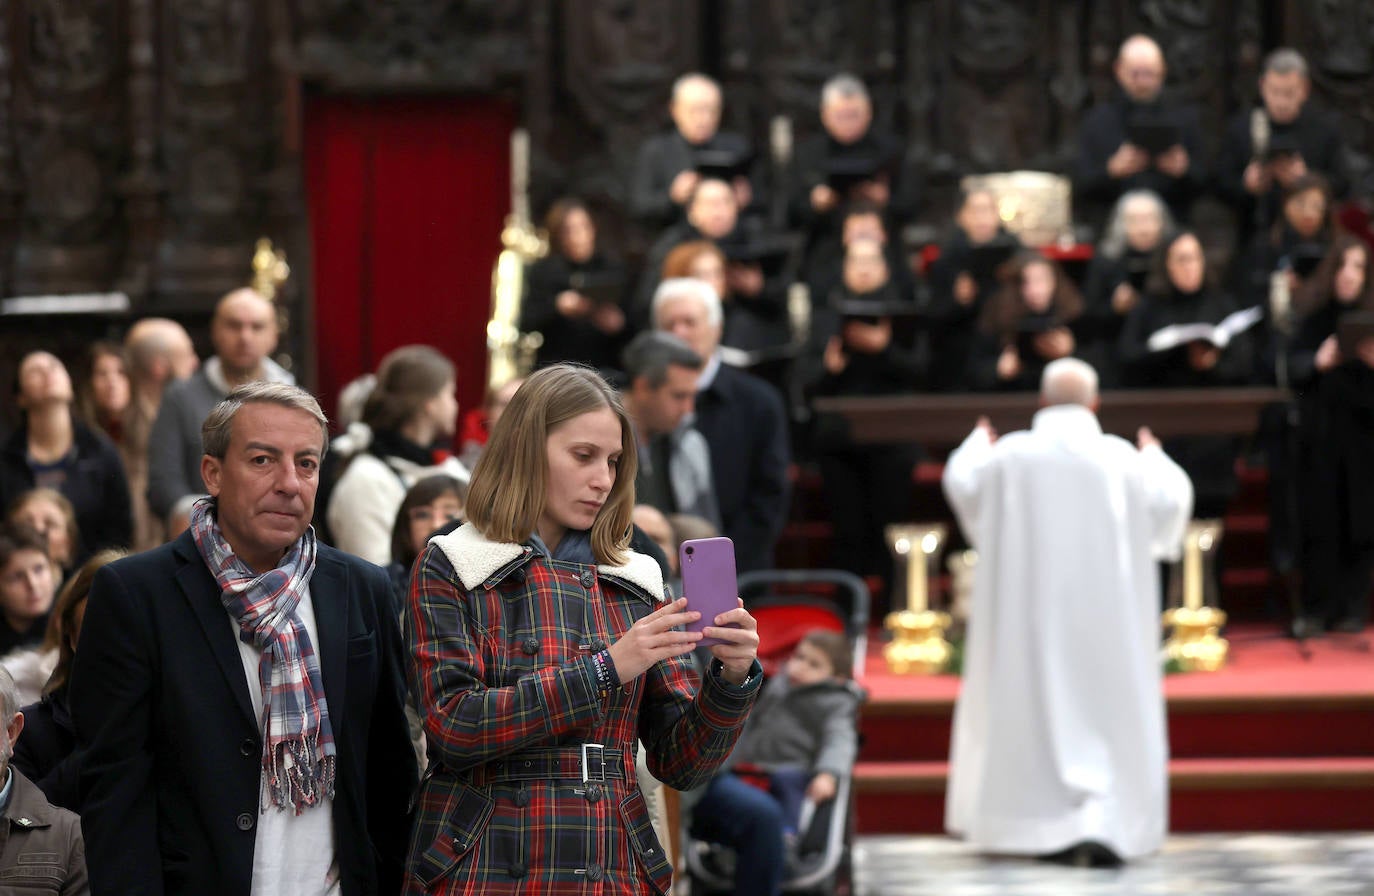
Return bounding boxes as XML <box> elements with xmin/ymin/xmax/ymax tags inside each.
<box><xmin>71</xmin><ymin>382</ymin><xmax>416</xmax><ymax>895</ymax></box>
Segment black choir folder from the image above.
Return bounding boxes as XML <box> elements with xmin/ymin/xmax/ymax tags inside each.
<box><xmin>1146</xmin><ymin>306</ymin><xmax>1264</xmax><ymax>353</ymax></box>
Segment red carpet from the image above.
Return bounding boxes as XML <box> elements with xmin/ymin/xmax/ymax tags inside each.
<box><xmin>853</xmin><ymin>624</ymin><xmax>1374</xmax><ymax>833</ymax></box>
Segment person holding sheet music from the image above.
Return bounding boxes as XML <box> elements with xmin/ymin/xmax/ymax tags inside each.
<box><xmin>1288</xmin><ymin>236</ymin><xmax>1374</xmax><ymax>391</ymax></box>
<box><xmin>967</xmin><ymin>252</ymin><xmax>1086</xmax><ymax>392</ymax></box>
<box><xmin>796</xmin><ymin>237</ymin><xmax>922</xmax><ymax>594</ymax></box>
<box><xmin>1216</xmin><ymin>49</ymin><xmax>1350</xmax><ymax>247</ymax></box>
<box><xmin>630</xmin><ymin>73</ymin><xmax>759</xmax><ymax>230</ymax></box>
<box><xmin>1294</xmin><ymin>312</ymin><xmax>1374</xmax><ymax>637</ymax></box>
<box><xmin>789</xmin><ymin>73</ymin><xmax>917</xmax><ymax>286</ymax></box>
<box><xmin>1119</xmin><ymin>232</ymin><xmax>1256</xmax><ymax>517</ymax></box>
<box><xmin>926</xmin><ymin>188</ymin><xmax>1024</xmax><ymax>391</ymax></box>
<box><xmin>1081</xmin><ymin>190</ymin><xmax>1176</xmax><ymax>386</ymax></box>
<box><xmin>1075</xmin><ymin>34</ymin><xmax>1206</xmax><ymax>227</ymax></box>
<box><xmin>521</xmin><ymin>198</ymin><xmax>629</xmax><ymax>372</ymax></box>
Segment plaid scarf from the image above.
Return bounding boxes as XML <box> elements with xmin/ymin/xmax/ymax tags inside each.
<box><xmin>190</xmin><ymin>498</ymin><xmax>336</xmax><ymax>814</ymax></box>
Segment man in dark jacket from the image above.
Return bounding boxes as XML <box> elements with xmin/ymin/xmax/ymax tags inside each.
<box><xmin>652</xmin><ymin>278</ymin><xmax>791</xmax><ymax>574</ymax></box>
<box><xmin>72</xmin><ymin>382</ymin><xmax>416</xmax><ymax>896</ymax></box>
<box><xmin>1216</xmin><ymin>48</ymin><xmax>1350</xmax><ymax>244</ymax></box>
<box><xmin>630</xmin><ymin>73</ymin><xmax>758</xmax><ymax>231</ymax></box>
<box><xmin>1075</xmin><ymin>34</ymin><xmax>1207</xmax><ymax>228</ymax></box>
<box><xmin>0</xmin><ymin>666</ymin><xmax>88</xmax><ymax>894</ymax></box>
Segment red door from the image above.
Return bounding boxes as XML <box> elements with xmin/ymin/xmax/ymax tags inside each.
<box><xmin>304</xmin><ymin>95</ymin><xmax>514</xmax><ymax>427</ymax></box>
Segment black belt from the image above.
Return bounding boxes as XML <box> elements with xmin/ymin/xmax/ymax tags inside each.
<box><xmin>477</xmin><ymin>744</ymin><xmax>628</xmax><ymax>784</ymax></box>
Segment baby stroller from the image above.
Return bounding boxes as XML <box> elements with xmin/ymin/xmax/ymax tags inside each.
<box><xmin>683</xmin><ymin>569</ymin><xmax>870</xmax><ymax>896</ymax></box>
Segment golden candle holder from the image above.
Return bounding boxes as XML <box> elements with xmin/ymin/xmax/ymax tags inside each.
<box><xmin>883</xmin><ymin>524</ymin><xmax>953</xmax><ymax>675</ymax></box>
<box><xmin>1162</xmin><ymin>520</ymin><xmax>1228</xmax><ymax>672</ymax></box>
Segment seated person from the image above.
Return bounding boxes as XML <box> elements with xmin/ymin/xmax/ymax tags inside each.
<box><xmin>1119</xmin><ymin>232</ymin><xmax>1255</xmax><ymax>516</ymax></box>
<box><xmin>1075</xmin><ymin>34</ymin><xmax>1206</xmax><ymax>227</ymax></box>
<box><xmin>630</xmin><ymin>73</ymin><xmax>758</xmax><ymax>230</ymax></box>
<box><xmin>1217</xmin><ymin>48</ymin><xmax>1350</xmax><ymax>246</ymax></box>
<box><xmin>925</xmin><ymin>188</ymin><xmax>1024</xmax><ymax>391</ymax></box>
<box><xmin>798</xmin><ymin>238</ymin><xmax>921</xmax><ymax>592</ymax></box>
<box><xmin>806</xmin><ymin>201</ymin><xmax>914</xmax><ymax>316</ymax></box>
<box><xmin>521</xmin><ymin>198</ymin><xmax>628</xmax><ymax>371</ymax></box>
<box><xmin>1081</xmin><ymin>190</ymin><xmax>1175</xmax><ymax>385</ymax></box>
<box><xmin>1288</xmin><ymin>235</ymin><xmax>1374</xmax><ymax>391</ymax></box>
<box><xmin>635</xmin><ymin>178</ymin><xmax>741</xmax><ymax>325</ymax></box>
<box><xmin>968</xmin><ymin>252</ymin><xmax>1086</xmax><ymax>392</ymax></box>
<box><xmin>789</xmin><ymin>73</ymin><xmax>917</xmax><ymax>289</ymax></box>
<box><xmin>723</xmin><ymin>630</ymin><xmax>863</xmax><ymax>852</ymax></box>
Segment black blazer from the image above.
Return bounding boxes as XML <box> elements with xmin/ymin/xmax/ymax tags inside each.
<box><xmin>70</xmin><ymin>531</ymin><xmax>417</xmax><ymax>896</ymax></box>
<box><xmin>693</xmin><ymin>363</ymin><xmax>792</xmax><ymax>574</ymax></box>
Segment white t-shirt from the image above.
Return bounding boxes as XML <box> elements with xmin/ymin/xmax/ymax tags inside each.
<box><xmin>230</xmin><ymin>586</ymin><xmax>340</xmax><ymax>896</ymax></box>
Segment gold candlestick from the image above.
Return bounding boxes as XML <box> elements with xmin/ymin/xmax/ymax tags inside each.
<box><xmin>1163</xmin><ymin>520</ymin><xmax>1228</xmax><ymax>672</ymax></box>
<box><xmin>883</xmin><ymin>524</ymin><xmax>952</xmax><ymax>675</ymax></box>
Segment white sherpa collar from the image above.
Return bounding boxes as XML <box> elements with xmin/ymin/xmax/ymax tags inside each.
<box><xmin>431</xmin><ymin>523</ymin><xmax>666</xmax><ymax>602</ymax></box>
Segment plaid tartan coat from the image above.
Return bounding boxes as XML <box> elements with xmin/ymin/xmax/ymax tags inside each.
<box><xmin>404</xmin><ymin>523</ymin><xmax>761</xmax><ymax>895</ymax></box>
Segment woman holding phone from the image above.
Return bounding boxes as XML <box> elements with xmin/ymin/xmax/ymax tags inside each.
<box><xmin>404</xmin><ymin>363</ymin><xmax>762</xmax><ymax>895</ymax></box>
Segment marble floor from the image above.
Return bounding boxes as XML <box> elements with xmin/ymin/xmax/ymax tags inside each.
<box><xmin>852</xmin><ymin>833</ymin><xmax>1374</xmax><ymax>896</ymax></box>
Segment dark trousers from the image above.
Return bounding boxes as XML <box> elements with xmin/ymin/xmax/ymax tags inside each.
<box><xmin>692</xmin><ymin>772</ymin><xmax>785</xmax><ymax>896</ymax></box>
<box><xmin>818</xmin><ymin>442</ymin><xmax>920</xmax><ymax>609</ymax></box>
<box><xmin>1301</xmin><ymin>540</ymin><xmax>1374</xmax><ymax>626</ymax></box>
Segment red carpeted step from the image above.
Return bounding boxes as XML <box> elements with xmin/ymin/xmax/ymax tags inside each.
<box><xmin>852</xmin><ymin>757</ymin><xmax>1374</xmax><ymax>834</ymax></box>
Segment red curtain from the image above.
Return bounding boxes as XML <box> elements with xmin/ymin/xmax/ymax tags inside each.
<box><xmin>304</xmin><ymin>95</ymin><xmax>514</xmax><ymax>427</ymax></box>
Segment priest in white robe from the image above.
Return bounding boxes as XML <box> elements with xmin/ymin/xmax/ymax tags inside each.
<box><xmin>942</xmin><ymin>357</ymin><xmax>1192</xmax><ymax>865</ymax></box>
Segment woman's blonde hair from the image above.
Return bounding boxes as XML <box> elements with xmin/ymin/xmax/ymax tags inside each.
<box><xmin>465</xmin><ymin>364</ymin><xmax>637</xmax><ymax>565</ymax></box>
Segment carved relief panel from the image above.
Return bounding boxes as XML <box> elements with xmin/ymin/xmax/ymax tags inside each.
<box><xmin>8</xmin><ymin>0</ymin><xmax>127</xmax><ymax>295</ymax></box>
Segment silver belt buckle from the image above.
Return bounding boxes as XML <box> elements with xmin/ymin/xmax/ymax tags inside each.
<box><xmin>580</xmin><ymin>743</ymin><xmax>605</xmax><ymax>783</ymax></box>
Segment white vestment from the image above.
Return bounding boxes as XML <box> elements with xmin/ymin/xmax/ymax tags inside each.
<box><xmin>942</xmin><ymin>404</ymin><xmax>1192</xmax><ymax>859</ymax></box>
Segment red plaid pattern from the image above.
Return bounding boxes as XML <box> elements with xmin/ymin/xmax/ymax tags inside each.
<box><xmin>404</xmin><ymin>542</ymin><xmax>759</xmax><ymax>894</ymax></box>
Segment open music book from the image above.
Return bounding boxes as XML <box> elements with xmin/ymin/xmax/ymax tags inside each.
<box><xmin>1146</xmin><ymin>306</ymin><xmax>1264</xmax><ymax>353</ymax></box>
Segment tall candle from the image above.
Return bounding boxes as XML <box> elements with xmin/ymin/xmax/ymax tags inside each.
<box><xmin>511</xmin><ymin>128</ymin><xmax>530</xmax><ymax>223</ymax></box>
<box><xmin>907</xmin><ymin>550</ymin><xmax>927</xmax><ymax>613</ymax></box>
<box><xmin>1183</xmin><ymin>535</ymin><xmax>1203</xmax><ymax>611</ymax></box>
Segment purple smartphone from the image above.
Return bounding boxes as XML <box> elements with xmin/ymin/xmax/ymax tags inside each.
<box><xmin>679</xmin><ymin>536</ymin><xmax>740</xmax><ymax>647</ymax></box>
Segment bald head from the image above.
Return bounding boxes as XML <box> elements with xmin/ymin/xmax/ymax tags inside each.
<box><xmin>671</xmin><ymin>73</ymin><xmax>722</xmax><ymax>145</ymax></box>
<box><xmin>1041</xmin><ymin>358</ymin><xmax>1099</xmax><ymax>408</ymax></box>
<box><xmin>212</xmin><ymin>288</ymin><xmax>279</xmax><ymax>378</ymax></box>
<box><xmin>1116</xmin><ymin>34</ymin><xmax>1167</xmax><ymax>103</ymax></box>
<box><xmin>126</xmin><ymin>317</ymin><xmax>198</xmax><ymax>387</ymax></box>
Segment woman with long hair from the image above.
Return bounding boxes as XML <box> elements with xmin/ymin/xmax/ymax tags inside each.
<box><xmin>969</xmin><ymin>251</ymin><xmax>1085</xmax><ymax>391</ymax></box>
<box><xmin>521</xmin><ymin>198</ymin><xmax>629</xmax><ymax>371</ymax></box>
<box><xmin>404</xmin><ymin>364</ymin><xmax>761</xmax><ymax>895</ymax></box>
<box><xmin>326</xmin><ymin>345</ymin><xmax>468</xmax><ymax>565</ymax></box>
<box><xmin>11</xmin><ymin>549</ymin><xmax>123</xmax><ymax>810</ymax></box>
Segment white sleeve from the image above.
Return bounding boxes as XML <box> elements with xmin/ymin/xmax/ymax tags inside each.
<box><xmin>1138</xmin><ymin>444</ymin><xmax>1194</xmax><ymax>561</ymax></box>
<box><xmin>327</xmin><ymin>461</ymin><xmax>400</xmax><ymax>567</ymax></box>
<box><xmin>941</xmin><ymin>428</ymin><xmax>996</xmax><ymax>550</ymax></box>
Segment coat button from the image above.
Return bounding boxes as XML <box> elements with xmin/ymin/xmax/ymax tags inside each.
<box><xmin>579</xmin><ymin>570</ymin><xmax>595</xmax><ymax>588</ymax></box>
<box><xmin>236</xmin><ymin>813</ymin><xmax>254</xmax><ymax>831</ymax></box>
<box><xmin>584</xmin><ymin>783</ymin><xmax>602</xmax><ymax>803</ymax></box>
<box><xmin>591</xmin><ymin>639</ymin><xmax>606</xmax><ymax>652</ymax></box>
<box><xmin>586</xmin><ymin>863</ymin><xmax>604</xmax><ymax>882</ymax></box>
<box><xmin>513</xmin><ymin>788</ymin><xmax>530</xmax><ymax>808</ymax></box>
<box><xmin>508</xmin><ymin>861</ymin><xmax>527</xmax><ymax>878</ymax></box>
<box><xmin>521</xmin><ymin>637</ymin><xmax>540</xmax><ymax>655</ymax></box>
<box><xmin>240</xmin><ymin>738</ymin><xmax>257</xmax><ymax>758</ymax></box>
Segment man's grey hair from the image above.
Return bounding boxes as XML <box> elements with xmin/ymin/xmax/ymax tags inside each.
<box><xmin>652</xmin><ymin>277</ymin><xmax>723</xmax><ymax>329</ymax></box>
<box><xmin>622</xmin><ymin>331</ymin><xmax>705</xmax><ymax>389</ymax></box>
<box><xmin>821</xmin><ymin>73</ymin><xmax>869</xmax><ymax>108</ymax></box>
<box><xmin>1263</xmin><ymin>48</ymin><xmax>1309</xmax><ymax>79</ymax></box>
<box><xmin>0</xmin><ymin>667</ymin><xmax>19</xmax><ymax>725</ymax></box>
<box><xmin>1041</xmin><ymin>358</ymin><xmax>1099</xmax><ymax>408</ymax></box>
<box><xmin>201</xmin><ymin>382</ymin><xmax>329</xmax><ymax>459</ymax></box>
<box><xmin>672</xmin><ymin>72</ymin><xmax>721</xmax><ymax>104</ymax></box>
